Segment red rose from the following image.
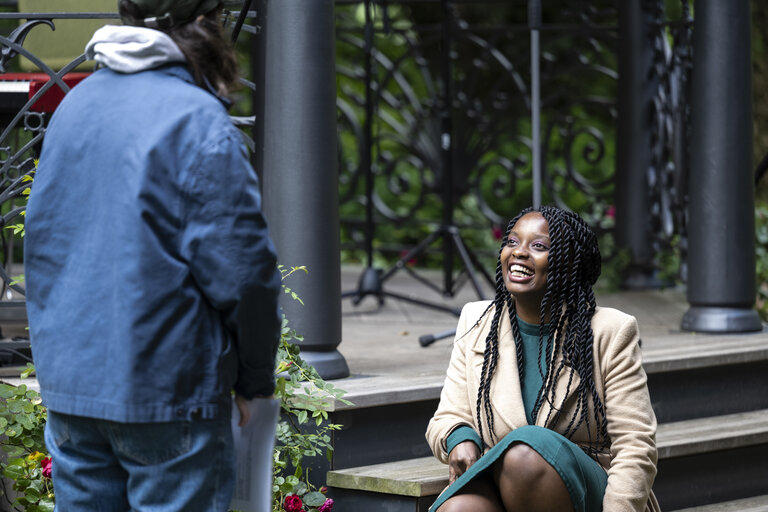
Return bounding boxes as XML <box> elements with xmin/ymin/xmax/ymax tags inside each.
<box><xmin>283</xmin><ymin>494</ymin><xmax>303</xmax><ymax>512</ymax></box>
<box><xmin>41</xmin><ymin>457</ymin><xmax>52</xmax><ymax>479</ymax></box>
<box><xmin>318</xmin><ymin>498</ymin><xmax>334</xmax><ymax>512</ymax></box>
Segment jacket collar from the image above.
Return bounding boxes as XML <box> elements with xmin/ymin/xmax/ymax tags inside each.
<box><xmin>158</xmin><ymin>65</ymin><xmax>233</xmax><ymax>109</ymax></box>
<box><xmin>467</xmin><ymin>302</ymin><xmax>582</xmax><ymax>432</ymax></box>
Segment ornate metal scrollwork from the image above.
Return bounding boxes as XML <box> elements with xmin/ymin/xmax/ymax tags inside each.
<box><xmin>645</xmin><ymin>0</ymin><xmax>693</xmax><ymax>281</ymax></box>
<box><xmin>336</xmin><ymin>1</ymin><xmax>620</xmax><ymax>260</ymax></box>
<box><xmin>0</xmin><ymin>19</ymin><xmax>54</xmax><ymax>73</ymax></box>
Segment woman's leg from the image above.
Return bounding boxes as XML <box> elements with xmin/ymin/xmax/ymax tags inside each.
<box><xmin>436</xmin><ymin>473</ymin><xmax>505</xmax><ymax>512</ymax></box>
<box><xmin>492</xmin><ymin>442</ymin><xmax>573</xmax><ymax>512</ymax></box>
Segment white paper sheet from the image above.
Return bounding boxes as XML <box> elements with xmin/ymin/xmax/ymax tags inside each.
<box><xmin>229</xmin><ymin>397</ymin><xmax>280</xmax><ymax>512</ymax></box>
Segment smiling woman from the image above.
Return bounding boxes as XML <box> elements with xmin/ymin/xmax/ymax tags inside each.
<box><xmin>426</xmin><ymin>205</ymin><xmax>660</xmax><ymax>512</ymax></box>
<box><xmin>500</xmin><ymin>212</ymin><xmax>550</xmax><ymax>324</ymax></box>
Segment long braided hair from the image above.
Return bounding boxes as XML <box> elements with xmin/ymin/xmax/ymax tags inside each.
<box><xmin>474</xmin><ymin>206</ymin><xmax>609</xmax><ymax>458</ymax></box>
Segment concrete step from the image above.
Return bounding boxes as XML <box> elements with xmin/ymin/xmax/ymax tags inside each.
<box><xmin>316</xmin><ymin>335</ymin><xmax>768</xmax><ymax>475</ymax></box>
<box><xmin>670</xmin><ymin>494</ymin><xmax>768</xmax><ymax>511</ymax></box>
<box><xmin>643</xmin><ymin>330</ymin><xmax>768</xmax><ymax>423</ymax></box>
<box><xmin>326</xmin><ymin>409</ymin><xmax>768</xmax><ymax>512</ymax></box>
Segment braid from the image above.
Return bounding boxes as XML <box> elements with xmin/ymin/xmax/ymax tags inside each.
<box><xmin>475</xmin><ymin>205</ymin><xmax>609</xmax><ymax>457</ymax></box>
<box><xmin>507</xmin><ymin>296</ymin><xmax>525</xmax><ymax>386</ymax></box>
<box><xmin>538</xmin><ymin>207</ymin><xmax>608</xmax><ymax>455</ymax></box>
<box><xmin>475</xmin><ymin>211</ymin><xmax>524</xmax><ymax>447</ymax></box>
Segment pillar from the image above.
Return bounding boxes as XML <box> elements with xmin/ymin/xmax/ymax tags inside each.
<box><xmin>682</xmin><ymin>0</ymin><xmax>762</xmax><ymax>332</ymax></box>
<box><xmin>260</xmin><ymin>0</ymin><xmax>350</xmax><ymax>377</ymax></box>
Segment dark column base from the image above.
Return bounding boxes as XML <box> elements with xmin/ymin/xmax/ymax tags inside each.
<box><xmin>300</xmin><ymin>349</ymin><xmax>350</xmax><ymax>380</ymax></box>
<box><xmin>620</xmin><ymin>266</ymin><xmax>667</xmax><ymax>290</ymax></box>
<box><xmin>681</xmin><ymin>306</ymin><xmax>763</xmax><ymax>333</ymax></box>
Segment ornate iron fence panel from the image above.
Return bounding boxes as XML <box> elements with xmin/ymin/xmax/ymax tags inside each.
<box><xmin>646</xmin><ymin>0</ymin><xmax>693</xmax><ymax>282</ymax></box>
<box><xmin>0</xmin><ymin>2</ymin><xmax>256</xmax><ymax>347</ymax></box>
<box><xmin>336</xmin><ymin>0</ymin><xmax>694</xmax><ymax>281</ymax></box>
<box><xmin>336</xmin><ymin>0</ymin><xmax>621</xmax><ymax>268</ymax></box>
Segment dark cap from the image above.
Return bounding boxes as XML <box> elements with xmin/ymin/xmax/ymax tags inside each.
<box><xmin>120</xmin><ymin>0</ymin><xmax>220</xmax><ymax>29</ymax></box>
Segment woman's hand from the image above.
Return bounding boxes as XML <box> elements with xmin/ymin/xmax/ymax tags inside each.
<box><xmin>448</xmin><ymin>441</ymin><xmax>481</xmax><ymax>484</ymax></box>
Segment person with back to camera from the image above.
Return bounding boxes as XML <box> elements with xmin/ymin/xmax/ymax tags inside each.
<box><xmin>24</xmin><ymin>1</ymin><xmax>281</xmax><ymax>510</ymax></box>
<box><xmin>426</xmin><ymin>206</ymin><xmax>660</xmax><ymax>512</ymax></box>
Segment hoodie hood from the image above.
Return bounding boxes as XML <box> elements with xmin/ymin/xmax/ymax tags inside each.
<box><xmin>85</xmin><ymin>25</ymin><xmax>186</xmax><ymax>74</ymax></box>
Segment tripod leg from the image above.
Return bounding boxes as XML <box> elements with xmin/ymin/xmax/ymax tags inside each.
<box><xmin>448</xmin><ymin>227</ymin><xmax>486</xmax><ymax>299</ymax></box>
<box><xmin>380</xmin><ymin>229</ymin><xmax>442</xmax><ymax>282</ymax></box>
<box><xmin>467</xmin><ymin>242</ymin><xmax>495</xmax><ymax>288</ymax></box>
<box><xmin>341</xmin><ymin>267</ymin><xmax>384</xmax><ymax>306</ymax></box>
<box><xmin>419</xmin><ymin>329</ymin><xmax>456</xmax><ymax>347</ymax></box>
<box><xmin>384</xmin><ymin>290</ymin><xmax>462</xmax><ymax>316</ymax></box>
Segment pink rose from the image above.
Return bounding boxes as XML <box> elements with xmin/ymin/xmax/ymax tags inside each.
<box><xmin>41</xmin><ymin>457</ymin><xmax>52</xmax><ymax>479</ymax></box>
<box><xmin>283</xmin><ymin>494</ymin><xmax>303</xmax><ymax>512</ymax></box>
<box><xmin>318</xmin><ymin>498</ymin><xmax>334</xmax><ymax>512</ymax></box>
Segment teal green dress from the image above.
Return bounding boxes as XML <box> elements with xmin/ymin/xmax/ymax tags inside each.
<box><xmin>429</xmin><ymin>317</ymin><xmax>608</xmax><ymax>512</ymax></box>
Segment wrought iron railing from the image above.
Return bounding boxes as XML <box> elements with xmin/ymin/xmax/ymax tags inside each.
<box><xmin>0</xmin><ymin>2</ymin><xmax>256</xmax><ymax>351</ymax></box>
<box><xmin>336</xmin><ymin>0</ymin><xmax>695</xmax><ymax>286</ymax></box>
<box><xmin>0</xmin><ymin>1</ymin><xmax>695</xmax><ymax>345</ymax></box>
<box><xmin>645</xmin><ymin>0</ymin><xmax>693</xmax><ymax>282</ymax></box>
<box><xmin>336</xmin><ymin>0</ymin><xmax>622</xmax><ymax>270</ymax></box>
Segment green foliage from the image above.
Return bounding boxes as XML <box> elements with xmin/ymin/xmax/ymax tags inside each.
<box><xmin>755</xmin><ymin>206</ymin><xmax>768</xmax><ymax>321</ymax></box>
<box><xmin>0</xmin><ymin>268</ymin><xmax>349</xmax><ymax>512</ymax></box>
<box><xmin>272</xmin><ymin>266</ymin><xmax>351</xmax><ymax>512</ymax></box>
<box><xmin>336</xmin><ymin>2</ymin><xmax>620</xmax><ymax>273</ymax></box>
<box><xmin>0</xmin><ymin>364</ymin><xmax>54</xmax><ymax>512</ymax></box>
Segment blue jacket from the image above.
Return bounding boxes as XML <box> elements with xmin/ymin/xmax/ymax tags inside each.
<box><xmin>24</xmin><ymin>62</ymin><xmax>281</xmax><ymax>423</ymax></box>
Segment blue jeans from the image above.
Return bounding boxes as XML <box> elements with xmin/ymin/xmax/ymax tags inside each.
<box><xmin>45</xmin><ymin>411</ymin><xmax>235</xmax><ymax>512</ymax></box>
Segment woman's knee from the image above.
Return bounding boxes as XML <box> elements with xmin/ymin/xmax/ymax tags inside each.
<box><xmin>497</xmin><ymin>443</ymin><xmax>551</xmax><ymax>485</ymax></box>
<box><xmin>437</xmin><ymin>476</ymin><xmax>504</xmax><ymax>512</ymax></box>
<box><xmin>437</xmin><ymin>493</ymin><xmax>502</xmax><ymax>512</ymax></box>
<box><xmin>494</xmin><ymin>443</ymin><xmax>572</xmax><ymax>511</ymax></box>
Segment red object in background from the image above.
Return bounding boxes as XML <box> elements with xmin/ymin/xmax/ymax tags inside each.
<box><xmin>0</xmin><ymin>72</ymin><xmax>90</xmax><ymax>113</ymax></box>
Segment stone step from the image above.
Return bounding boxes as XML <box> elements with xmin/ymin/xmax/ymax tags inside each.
<box><xmin>320</xmin><ymin>346</ymin><xmax>768</xmax><ymax>474</ymax></box>
<box><xmin>643</xmin><ymin>330</ymin><xmax>768</xmax><ymax>423</ymax></box>
<box><xmin>330</xmin><ymin>331</ymin><xmax>768</xmax><ymax>414</ymax></box>
<box><xmin>670</xmin><ymin>494</ymin><xmax>768</xmax><ymax>511</ymax></box>
<box><xmin>326</xmin><ymin>409</ymin><xmax>768</xmax><ymax>512</ymax></box>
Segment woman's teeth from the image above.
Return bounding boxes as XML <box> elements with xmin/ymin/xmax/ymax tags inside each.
<box><xmin>509</xmin><ymin>264</ymin><xmax>533</xmax><ymax>277</ymax></box>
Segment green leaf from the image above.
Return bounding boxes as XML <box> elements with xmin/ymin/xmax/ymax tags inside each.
<box><xmin>38</xmin><ymin>498</ymin><xmax>56</xmax><ymax>512</ymax></box>
<box><xmin>20</xmin><ymin>364</ymin><xmax>36</xmax><ymax>379</ymax></box>
<box><xmin>4</xmin><ymin>464</ymin><xmax>25</xmax><ymax>480</ymax></box>
<box><xmin>303</xmin><ymin>491</ymin><xmax>326</xmax><ymax>507</ymax></box>
<box><xmin>0</xmin><ymin>383</ymin><xmax>16</xmax><ymax>399</ymax></box>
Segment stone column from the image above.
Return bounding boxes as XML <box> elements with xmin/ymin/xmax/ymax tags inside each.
<box><xmin>614</xmin><ymin>0</ymin><xmax>659</xmax><ymax>289</ymax></box>
<box><xmin>260</xmin><ymin>0</ymin><xmax>350</xmax><ymax>377</ymax></box>
<box><xmin>682</xmin><ymin>0</ymin><xmax>762</xmax><ymax>332</ymax></box>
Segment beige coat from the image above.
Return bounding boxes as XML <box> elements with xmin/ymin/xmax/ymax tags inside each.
<box><xmin>426</xmin><ymin>301</ymin><xmax>661</xmax><ymax>512</ymax></box>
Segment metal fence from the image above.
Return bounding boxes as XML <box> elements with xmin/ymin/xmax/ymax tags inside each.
<box><xmin>0</xmin><ymin>1</ymin><xmax>694</xmax><ymax>345</ymax></box>
<box><xmin>0</xmin><ymin>1</ymin><xmax>256</xmax><ymax>352</ymax></box>
<box><xmin>336</xmin><ymin>0</ymin><xmax>693</xmax><ymax>281</ymax></box>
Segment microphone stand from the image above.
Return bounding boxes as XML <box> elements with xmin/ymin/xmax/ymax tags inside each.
<box><xmin>420</xmin><ymin>0</ymin><xmax>544</xmax><ymax>347</ymax></box>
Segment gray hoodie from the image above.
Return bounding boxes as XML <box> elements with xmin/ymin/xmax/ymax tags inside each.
<box><xmin>85</xmin><ymin>25</ymin><xmax>185</xmax><ymax>73</ymax></box>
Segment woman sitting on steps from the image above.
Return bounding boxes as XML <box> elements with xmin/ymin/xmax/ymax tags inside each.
<box><xmin>426</xmin><ymin>206</ymin><xmax>660</xmax><ymax>512</ymax></box>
